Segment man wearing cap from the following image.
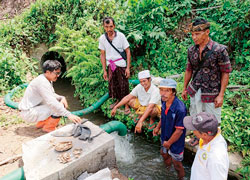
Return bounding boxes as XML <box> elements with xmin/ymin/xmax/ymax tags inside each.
<box><xmin>111</xmin><ymin>70</ymin><xmax>161</xmax><ymax>133</ymax></box>
<box><xmin>182</xmin><ymin>18</ymin><xmax>232</xmax><ymax>146</ymax></box>
<box><xmin>153</xmin><ymin>79</ymin><xmax>187</xmax><ymax>180</ymax></box>
<box><xmin>19</xmin><ymin>60</ymin><xmax>82</xmax><ymax>132</ymax></box>
<box><xmin>99</xmin><ymin>17</ymin><xmax>131</xmax><ymax>113</ymax></box>
<box><xmin>184</xmin><ymin>112</ymin><xmax>229</xmax><ymax>180</ymax></box>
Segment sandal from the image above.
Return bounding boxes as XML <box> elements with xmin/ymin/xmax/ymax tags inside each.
<box><xmin>132</xmin><ymin>117</ymin><xmax>140</xmax><ymax>126</ymax></box>
<box><xmin>124</xmin><ymin>109</ymin><xmax>131</xmax><ymax>115</ymax></box>
<box><xmin>188</xmin><ymin>137</ymin><xmax>199</xmax><ymax>146</ymax></box>
<box><xmin>147</xmin><ymin>122</ymin><xmax>157</xmax><ymax>131</ymax></box>
<box><xmin>110</xmin><ymin>101</ymin><xmax>118</xmax><ymax>109</ymax></box>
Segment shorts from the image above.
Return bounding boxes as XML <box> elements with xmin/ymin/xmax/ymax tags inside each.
<box><xmin>161</xmin><ymin>145</ymin><xmax>184</xmax><ymax>162</ymax></box>
<box><xmin>190</xmin><ymin>89</ymin><xmax>221</xmax><ymax>123</ymax></box>
<box><xmin>133</xmin><ymin>98</ymin><xmax>161</xmax><ymax>117</ymax></box>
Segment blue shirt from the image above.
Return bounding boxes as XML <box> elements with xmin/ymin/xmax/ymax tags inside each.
<box><xmin>161</xmin><ymin>96</ymin><xmax>187</xmax><ymax>154</ymax></box>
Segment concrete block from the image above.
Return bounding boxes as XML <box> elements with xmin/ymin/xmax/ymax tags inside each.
<box><xmin>22</xmin><ymin>121</ymin><xmax>116</xmax><ymax>180</ymax></box>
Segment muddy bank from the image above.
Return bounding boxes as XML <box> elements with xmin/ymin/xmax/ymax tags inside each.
<box><xmin>0</xmin><ymin>0</ymin><xmax>36</xmax><ymax>20</ymax></box>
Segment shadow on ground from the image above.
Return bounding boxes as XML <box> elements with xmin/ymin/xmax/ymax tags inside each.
<box><xmin>15</xmin><ymin>125</ymin><xmax>46</xmax><ymax>138</ymax></box>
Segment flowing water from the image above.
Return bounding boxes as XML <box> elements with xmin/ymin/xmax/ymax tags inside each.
<box><xmin>111</xmin><ymin>132</ymin><xmax>192</xmax><ymax>180</ymax></box>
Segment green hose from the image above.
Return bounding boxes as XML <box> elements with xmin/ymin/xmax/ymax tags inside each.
<box><xmin>71</xmin><ymin>93</ymin><xmax>109</xmax><ymax>116</ymax></box>
<box><xmin>100</xmin><ymin>120</ymin><xmax>127</xmax><ymax>136</ymax></box>
<box><xmin>0</xmin><ymin>167</ymin><xmax>25</xmax><ymax>180</ymax></box>
<box><xmin>4</xmin><ymin>83</ymin><xmax>28</xmax><ymax>109</ymax></box>
<box><xmin>4</xmin><ymin>80</ymin><xmax>139</xmax><ymax>115</ymax></box>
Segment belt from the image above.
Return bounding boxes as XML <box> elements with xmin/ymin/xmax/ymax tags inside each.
<box><xmin>108</xmin><ymin>58</ymin><xmax>123</xmax><ymax>72</ymax></box>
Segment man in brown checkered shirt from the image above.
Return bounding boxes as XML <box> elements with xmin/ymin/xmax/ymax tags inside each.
<box><xmin>182</xmin><ymin>18</ymin><xmax>232</xmax><ymax>146</ymax></box>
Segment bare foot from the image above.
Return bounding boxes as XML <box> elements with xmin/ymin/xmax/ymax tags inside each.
<box><xmin>148</xmin><ymin>118</ymin><xmax>156</xmax><ymax>130</ymax></box>
<box><xmin>110</xmin><ymin>101</ymin><xmax>119</xmax><ymax>109</ymax></box>
<box><xmin>124</xmin><ymin>104</ymin><xmax>130</xmax><ymax>115</ymax></box>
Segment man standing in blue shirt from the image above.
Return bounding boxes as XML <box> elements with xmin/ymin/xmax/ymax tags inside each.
<box><xmin>153</xmin><ymin>79</ymin><xmax>187</xmax><ymax>180</ymax></box>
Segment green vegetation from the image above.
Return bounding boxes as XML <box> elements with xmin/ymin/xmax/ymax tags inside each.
<box><xmin>0</xmin><ymin>0</ymin><xmax>249</xmax><ymax>178</ymax></box>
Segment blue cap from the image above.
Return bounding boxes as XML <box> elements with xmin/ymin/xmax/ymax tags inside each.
<box><xmin>158</xmin><ymin>79</ymin><xmax>177</xmax><ymax>89</ymax></box>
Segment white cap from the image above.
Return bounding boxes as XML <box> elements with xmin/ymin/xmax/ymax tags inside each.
<box><xmin>138</xmin><ymin>70</ymin><xmax>150</xmax><ymax>79</ymax></box>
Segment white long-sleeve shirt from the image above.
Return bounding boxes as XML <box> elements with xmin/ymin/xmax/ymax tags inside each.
<box><xmin>19</xmin><ymin>74</ymin><xmax>71</xmax><ymax>117</ymax></box>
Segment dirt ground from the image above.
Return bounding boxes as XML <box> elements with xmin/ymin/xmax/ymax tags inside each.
<box><xmin>0</xmin><ymin>97</ymin><xmax>46</xmax><ymax>177</ymax></box>
<box><xmin>0</xmin><ymin>0</ymin><xmax>36</xmax><ymax>20</ymax></box>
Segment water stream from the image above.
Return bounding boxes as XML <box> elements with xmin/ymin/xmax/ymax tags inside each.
<box><xmin>111</xmin><ymin>132</ymin><xmax>191</xmax><ymax>180</ymax></box>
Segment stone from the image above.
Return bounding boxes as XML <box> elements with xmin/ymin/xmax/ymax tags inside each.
<box><xmin>22</xmin><ymin>121</ymin><xmax>116</xmax><ymax>180</ymax></box>
<box><xmin>77</xmin><ymin>171</ymin><xmax>89</xmax><ymax>180</ymax></box>
<box><xmin>85</xmin><ymin>168</ymin><xmax>112</xmax><ymax>180</ymax></box>
<box><xmin>228</xmin><ymin>152</ymin><xmax>242</xmax><ymax>171</ymax></box>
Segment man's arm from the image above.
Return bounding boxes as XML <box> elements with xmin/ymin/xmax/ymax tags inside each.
<box><xmin>100</xmin><ymin>50</ymin><xmax>108</xmax><ymax>81</ymax></box>
<box><xmin>153</xmin><ymin>118</ymin><xmax>161</xmax><ymax>136</ymax></box>
<box><xmin>214</xmin><ymin>72</ymin><xmax>229</xmax><ymax>108</ymax></box>
<box><xmin>111</xmin><ymin>94</ymin><xmax>135</xmax><ymax>116</ymax></box>
<box><xmin>181</xmin><ymin>70</ymin><xmax>192</xmax><ymax>100</ymax></box>
<box><xmin>125</xmin><ymin>47</ymin><xmax>131</xmax><ymax>78</ymax></box>
<box><xmin>37</xmin><ymin>83</ymin><xmax>71</xmax><ymax>117</ymax></box>
<box><xmin>54</xmin><ymin>93</ymin><xmax>69</xmax><ymax>109</ymax></box>
<box><xmin>163</xmin><ymin>129</ymin><xmax>183</xmax><ymax>149</ymax></box>
<box><xmin>134</xmin><ymin>103</ymin><xmax>155</xmax><ymax>133</ymax></box>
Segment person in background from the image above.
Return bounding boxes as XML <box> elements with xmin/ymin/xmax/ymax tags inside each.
<box><xmin>153</xmin><ymin>79</ymin><xmax>187</xmax><ymax>180</ymax></box>
<box><xmin>19</xmin><ymin>60</ymin><xmax>81</xmax><ymax>132</ymax></box>
<box><xmin>99</xmin><ymin>17</ymin><xmax>131</xmax><ymax>114</ymax></box>
<box><xmin>184</xmin><ymin>112</ymin><xmax>229</xmax><ymax>180</ymax></box>
<box><xmin>111</xmin><ymin>70</ymin><xmax>161</xmax><ymax>133</ymax></box>
<box><xmin>181</xmin><ymin>18</ymin><xmax>232</xmax><ymax>146</ymax></box>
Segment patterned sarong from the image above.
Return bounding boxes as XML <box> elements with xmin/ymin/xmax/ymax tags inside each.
<box><xmin>108</xmin><ymin>65</ymin><xmax>129</xmax><ymax>100</ymax></box>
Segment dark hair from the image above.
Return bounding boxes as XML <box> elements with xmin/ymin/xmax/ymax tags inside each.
<box><xmin>193</xmin><ymin>18</ymin><xmax>210</xmax><ymax>29</ymax></box>
<box><xmin>103</xmin><ymin>17</ymin><xmax>115</xmax><ymax>25</ymax></box>
<box><xmin>172</xmin><ymin>88</ymin><xmax>177</xmax><ymax>96</ymax></box>
<box><xmin>42</xmin><ymin>60</ymin><xmax>62</xmax><ymax>73</ymax></box>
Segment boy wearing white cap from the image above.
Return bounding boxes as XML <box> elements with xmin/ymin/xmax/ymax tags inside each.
<box><xmin>111</xmin><ymin>70</ymin><xmax>161</xmax><ymax>133</ymax></box>
<box><xmin>184</xmin><ymin>112</ymin><xmax>229</xmax><ymax>180</ymax></box>
<box><xmin>153</xmin><ymin>79</ymin><xmax>187</xmax><ymax>180</ymax></box>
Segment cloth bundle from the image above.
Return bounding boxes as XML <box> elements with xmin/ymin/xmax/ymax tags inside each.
<box><xmin>186</xmin><ymin>22</ymin><xmax>210</xmax><ymax>33</ymax></box>
<box><xmin>72</xmin><ymin>124</ymin><xmax>92</xmax><ymax>141</ymax></box>
<box><xmin>71</xmin><ymin>123</ymin><xmax>104</xmax><ymax>143</ymax></box>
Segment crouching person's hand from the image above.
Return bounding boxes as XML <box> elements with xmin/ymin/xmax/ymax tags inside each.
<box><xmin>153</xmin><ymin>126</ymin><xmax>160</xmax><ymax>136</ymax></box>
<box><xmin>111</xmin><ymin>107</ymin><xmax>117</xmax><ymax>117</ymax></box>
<box><xmin>68</xmin><ymin>114</ymin><xmax>81</xmax><ymax>123</ymax></box>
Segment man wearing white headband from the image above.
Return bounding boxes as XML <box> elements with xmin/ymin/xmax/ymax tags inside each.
<box><xmin>111</xmin><ymin>70</ymin><xmax>161</xmax><ymax>133</ymax></box>
<box><xmin>182</xmin><ymin>18</ymin><xmax>232</xmax><ymax>146</ymax></box>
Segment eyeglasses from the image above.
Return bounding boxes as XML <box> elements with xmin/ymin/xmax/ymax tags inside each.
<box><xmin>52</xmin><ymin>71</ymin><xmax>62</xmax><ymax>76</ymax></box>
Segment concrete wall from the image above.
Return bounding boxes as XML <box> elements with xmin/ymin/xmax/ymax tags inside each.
<box><xmin>22</xmin><ymin>122</ymin><xmax>116</xmax><ymax>180</ymax></box>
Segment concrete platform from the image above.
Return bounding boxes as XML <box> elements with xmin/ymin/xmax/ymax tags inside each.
<box><xmin>22</xmin><ymin>121</ymin><xmax>116</xmax><ymax>180</ymax></box>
